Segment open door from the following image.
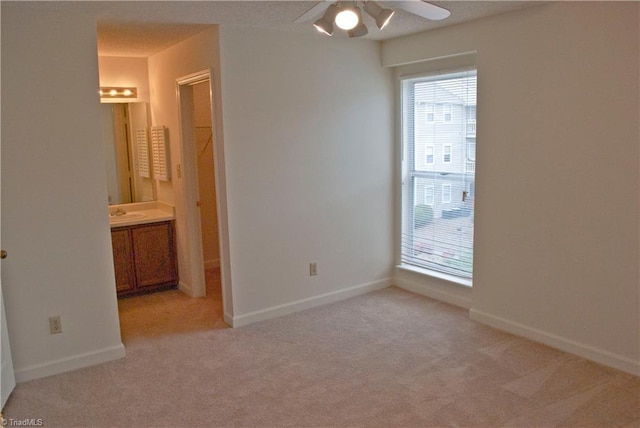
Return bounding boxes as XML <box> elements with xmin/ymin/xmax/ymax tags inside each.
<box><xmin>1</xmin><ymin>137</ymin><xmax>16</xmax><ymax>408</ymax></box>
<box><xmin>1</xmin><ymin>294</ymin><xmax>15</xmax><ymax>409</ymax></box>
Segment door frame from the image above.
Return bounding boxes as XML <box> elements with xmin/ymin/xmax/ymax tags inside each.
<box><xmin>1</xmin><ymin>297</ymin><xmax>16</xmax><ymax>409</ymax></box>
<box><xmin>176</xmin><ymin>69</ymin><xmax>234</xmax><ymax>326</ymax></box>
<box><xmin>1</xmin><ymin>126</ymin><xmax>16</xmax><ymax>408</ymax></box>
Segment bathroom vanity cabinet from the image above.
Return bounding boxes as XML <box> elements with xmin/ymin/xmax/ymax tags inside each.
<box><xmin>111</xmin><ymin>220</ymin><xmax>178</xmax><ymax>297</ymax></box>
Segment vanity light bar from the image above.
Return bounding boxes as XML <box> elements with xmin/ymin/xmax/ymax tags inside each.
<box><xmin>99</xmin><ymin>87</ymin><xmax>137</xmax><ymax>98</ymax></box>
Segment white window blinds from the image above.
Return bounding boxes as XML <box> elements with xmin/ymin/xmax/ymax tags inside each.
<box><xmin>400</xmin><ymin>69</ymin><xmax>477</xmax><ymax>280</ymax></box>
<box><xmin>135</xmin><ymin>128</ymin><xmax>151</xmax><ymax>178</ymax></box>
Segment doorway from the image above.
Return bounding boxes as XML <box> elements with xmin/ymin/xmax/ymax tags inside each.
<box><xmin>192</xmin><ymin>82</ymin><xmax>220</xmax><ymax>272</ymax></box>
<box><xmin>177</xmin><ymin>70</ymin><xmax>233</xmax><ymax>326</ymax></box>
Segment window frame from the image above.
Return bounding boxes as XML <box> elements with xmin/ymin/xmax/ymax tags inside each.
<box><xmin>443</xmin><ymin>144</ymin><xmax>452</xmax><ymax>164</ymax></box>
<box><xmin>443</xmin><ymin>103</ymin><xmax>452</xmax><ymax>122</ymax></box>
<box><xmin>425</xmin><ymin>145</ymin><xmax>435</xmax><ymax>165</ymax></box>
<box><xmin>467</xmin><ymin>142</ymin><xmax>476</xmax><ymax>161</ymax></box>
<box><xmin>398</xmin><ymin>66</ymin><xmax>477</xmax><ymax>286</ymax></box>
<box><xmin>442</xmin><ymin>183</ymin><xmax>452</xmax><ymax>204</ymax></box>
<box><xmin>426</xmin><ymin>104</ymin><xmax>435</xmax><ymax>123</ymax></box>
<box><xmin>425</xmin><ymin>186</ymin><xmax>435</xmax><ymax>206</ymax></box>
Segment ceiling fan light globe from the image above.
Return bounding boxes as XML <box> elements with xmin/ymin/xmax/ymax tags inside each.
<box><xmin>335</xmin><ymin>8</ymin><xmax>359</xmax><ymax>30</ymax></box>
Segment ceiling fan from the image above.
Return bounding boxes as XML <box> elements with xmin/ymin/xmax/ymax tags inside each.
<box><xmin>295</xmin><ymin>0</ymin><xmax>450</xmax><ymax>38</ymax></box>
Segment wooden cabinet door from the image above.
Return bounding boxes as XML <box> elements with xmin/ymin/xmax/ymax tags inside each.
<box><xmin>111</xmin><ymin>228</ymin><xmax>136</xmax><ymax>293</ymax></box>
<box><xmin>131</xmin><ymin>222</ymin><xmax>177</xmax><ymax>289</ymax></box>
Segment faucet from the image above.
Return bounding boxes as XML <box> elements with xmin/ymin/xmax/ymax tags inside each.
<box><xmin>110</xmin><ymin>207</ymin><xmax>127</xmax><ymax>217</ymax></box>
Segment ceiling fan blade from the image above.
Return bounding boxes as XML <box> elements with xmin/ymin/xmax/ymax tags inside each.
<box><xmin>396</xmin><ymin>0</ymin><xmax>451</xmax><ymax>21</ymax></box>
<box><xmin>294</xmin><ymin>1</ymin><xmax>333</xmax><ymax>23</ymax></box>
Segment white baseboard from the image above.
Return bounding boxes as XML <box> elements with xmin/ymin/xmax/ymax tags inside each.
<box><xmin>178</xmin><ymin>280</ymin><xmax>192</xmax><ymax>296</ymax></box>
<box><xmin>232</xmin><ymin>278</ymin><xmax>392</xmax><ymax>328</ymax></box>
<box><xmin>394</xmin><ymin>268</ymin><xmax>472</xmax><ymax>309</ymax></box>
<box><xmin>469</xmin><ymin>308</ymin><xmax>640</xmax><ymax>376</ymax></box>
<box><xmin>223</xmin><ymin>312</ymin><xmax>234</xmax><ymax>328</ymax></box>
<box><xmin>14</xmin><ymin>343</ymin><xmax>126</xmax><ymax>382</ymax></box>
<box><xmin>204</xmin><ymin>259</ymin><xmax>220</xmax><ymax>270</ymax></box>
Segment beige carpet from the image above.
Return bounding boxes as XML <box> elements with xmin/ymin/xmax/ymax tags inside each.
<box><xmin>3</xmin><ymin>270</ymin><xmax>639</xmax><ymax>427</ymax></box>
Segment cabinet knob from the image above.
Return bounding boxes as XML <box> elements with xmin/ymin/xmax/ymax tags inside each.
<box><xmin>1</xmin><ymin>250</ymin><xmax>7</xmax><ymax>259</ymax></box>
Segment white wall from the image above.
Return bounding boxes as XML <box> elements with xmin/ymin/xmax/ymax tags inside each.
<box><xmin>383</xmin><ymin>2</ymin><xmax>639</xmax><ymax>374</ymax></box>
<box><xmin>219</xmin><ymin>27</ymin><xmax>395</xmax><ymax>321</ymax></box>
<box><xmin>1</xmin><ymin>5</ymin><xmax>124</xmax><ymax>381</ymax></box>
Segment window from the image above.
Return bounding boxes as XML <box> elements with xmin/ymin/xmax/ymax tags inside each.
<box><xmin>466</xmin><ymin>142</ymin><xmax>476</xmax><ymax>173</ymax></box>
<box><xmin>425</xmin><ymin>186</ymin><xmax>435</xmax><ymax>205</ymax></box>
<box><xmin>426</xmin><ymin>104</ymin><xmax>434</xmax><ymax>122</ymax></box>
<box><xmin>467</xmin><ymin>142</ymin><xmax>476</xmax><ymax>161</ymax></box>
<box><xmin>400</xmin><ymin>69</ymin><xmax>477</xmax><ymax>281</ymax></box>
<box><xmin>443</xmin><ymin>103</ymin><xmax>452</xmax><ymax>122</ymax></box>
<box><xmin>443</xmin><ymin>145</ymin><xmax>452</xmax><ymax>163</ymax></box>
<box><xmin>442</xmin><ymin>184</ymin><xmax>452</xmax><ymax>203</ymax></box>
<box><xmin>465</xmin><ymin>105</ymin><xmax>476</xmax><ymax>136</ymax></box>
<box><xmin>425</xmin><ymin>145</ymin><xmax>434</xmax><ymax>165</ymax></box>
<box><xmin>443</xmin><ymin>144</ymin><xmax>452</xmax><ymax>163</ymax></box>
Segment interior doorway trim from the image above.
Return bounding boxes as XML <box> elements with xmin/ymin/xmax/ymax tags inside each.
<box><xmin>176</xmin><ymin>69</ymin><xmax>234</xmax><ymax>326</ymax></box>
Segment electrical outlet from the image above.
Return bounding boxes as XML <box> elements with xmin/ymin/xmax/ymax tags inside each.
<box><xmin>49</xmin><ymin>316</ymin><xmax>62</xmax><ymax>334</ymax></box>
<box><xmin>309</xmin><ymin>262</ymin><xmax>318</xmax><ymax>276</ymax></box>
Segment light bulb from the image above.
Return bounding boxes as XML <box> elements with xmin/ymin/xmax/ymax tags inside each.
<box><xmin>335</xmin><ymin>7</ymin><xmax>359</xmax><ymax>30</ymax></box>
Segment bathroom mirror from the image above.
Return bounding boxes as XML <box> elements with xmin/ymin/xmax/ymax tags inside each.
<box><xmin>101</xmin><ymin>102</ymin><xmax>156</xmax><ymax>205</ymax></box>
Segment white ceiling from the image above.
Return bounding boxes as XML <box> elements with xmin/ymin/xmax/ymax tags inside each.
<box><xmin>93</xmin><ymin>1</ymin><xmax>543</xmax><ymax>57</ymax></box>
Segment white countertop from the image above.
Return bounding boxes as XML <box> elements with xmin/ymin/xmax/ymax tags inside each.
<box><xmin>108</xmin><ymin>201</ymin><xmax>175</xmax><ymax>228</ymax></box>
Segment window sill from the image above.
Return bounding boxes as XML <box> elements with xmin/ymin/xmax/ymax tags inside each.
<box><xmin>396</xmin><ymin>264</ymin><xmax>472</xmax><ymax>288</ymax></box>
